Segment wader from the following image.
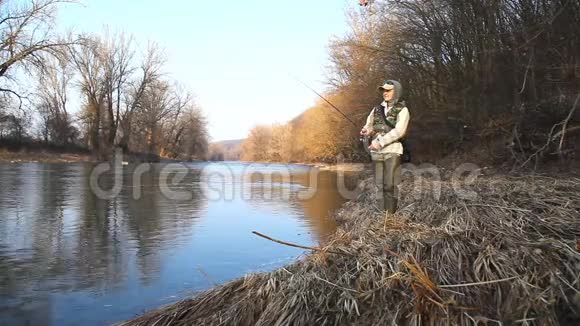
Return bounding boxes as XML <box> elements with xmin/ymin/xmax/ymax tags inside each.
<box><xmin>373</xmin><ymin>154</ymin><xmax>401</xmax><ymax>213</ymax></box>
<box><xmin>369</xmin><ymin>102</ymin><xmax>405</xmax><ymax>214</ymax></box>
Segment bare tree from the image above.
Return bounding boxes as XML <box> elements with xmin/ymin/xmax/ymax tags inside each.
<box><xmin>36</xmin><ymin>54</ymin><xmax>76</xmax><ymax>144</ymax></box>
<box><xmin>158</xmin><ymin>86</ymin><xmax>193</xmax><ymax>157</ymax></box>
<box><xmin>68</xmin><ymin>36</ymin><xmax>105</xmax><ymax>154</ymax></box>
<box><xmin>101</xmin><ymin>31</ymin><xmax>135</xmax><ymax>148</ymax></box>
<box><xmin>162</xmin><ymin>103</ymin><xmax>208</xmax><ymax>160</ymax></box>
<box><xmin>131</xmin><ymin>79</ymin><xmax>181</xmax><ymax>155</ymax></box>
<box><xmin>117</xmin><ymin>43</ymin><xmax>164</xmax><ymax>150</ymax></box>
<box><xmin>0</xmin><ymin>0</ymin><xmax>78</xmax><ymax>102</ymax></box>
<box><xmin>0</xmin><ymin>1</ymin><xmax>210</xmax><ymax>160</ymax></box>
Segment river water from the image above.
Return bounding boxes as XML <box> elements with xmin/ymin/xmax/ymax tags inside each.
<box><xmin>0</xmin><ymin>162</ymin><xmax>360</xmax><ymax>325</ymax></box>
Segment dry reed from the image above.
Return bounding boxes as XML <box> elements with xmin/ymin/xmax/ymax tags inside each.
<box><xmin>121</xmin><ymin>174</ymin><xmax>580</xmax><ymax>326</ymax></box>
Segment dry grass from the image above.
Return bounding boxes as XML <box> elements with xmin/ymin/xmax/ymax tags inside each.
<box><xmin>121</xmin><ymin>174</ymin><xmax>580</xmax><ymax>326</ymax></box>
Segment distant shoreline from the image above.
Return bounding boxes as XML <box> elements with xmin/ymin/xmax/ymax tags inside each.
<box><xmin>0</xmin><ymin>148</ymin><xmax>92</xmax><ymax>163</ymax></box>
<box><xmin>0</xmin><ymin>148</ymin><xmax>201</xmax><ymax>164</ymax></box>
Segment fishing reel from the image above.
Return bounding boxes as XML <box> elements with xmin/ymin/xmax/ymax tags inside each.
<box><xmin>359</xmin><ymin>134</ymin><xmax>372</xmax><ymax>155</ymax></box>
<box><xmin>359</xmin><ymin>135</ymin><xmax>369</xmax><ymax>145</ymax></box>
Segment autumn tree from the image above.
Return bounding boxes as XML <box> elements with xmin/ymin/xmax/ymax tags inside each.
<box><xmin>268</xmin><ymin>123</ymin><xmax>293</xmax><ymax>162</ymax></box>
<box><xmin>241</xmin><ymin>125</ymin><xmax>273</xmax><ymax>162</ymax></box>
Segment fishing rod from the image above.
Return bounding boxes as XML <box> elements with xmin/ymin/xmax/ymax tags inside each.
<box><xmin>291</xmin><ymin>76</ymin><xmax>372</xmax><ymax>153</ymax></box>
<box><xmin>291</xmin><ymin>76</ymin><xmax>358</xmax><ymax>128</ymax></box>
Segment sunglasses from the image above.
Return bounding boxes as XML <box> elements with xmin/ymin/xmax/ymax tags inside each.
<box><xmin>381</xmin><ymin>80</ymin><xmax>394</xmax><ymax>92</ymax></box>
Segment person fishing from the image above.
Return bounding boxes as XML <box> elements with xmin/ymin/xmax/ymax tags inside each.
<box><xmin>360</xmin><ymin>80</ymin><xmax>410</xmax><ymax>214</ymax></box>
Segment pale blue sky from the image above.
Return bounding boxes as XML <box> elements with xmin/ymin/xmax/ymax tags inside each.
<box><xmin>57</xmin><ymin>0</ymin><xmax>354</xmax><ymax>141</ymax></box>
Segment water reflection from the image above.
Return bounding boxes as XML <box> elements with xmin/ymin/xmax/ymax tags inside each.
<box><xmin>0</xmin><ymin>162</ymin><xmax>356</xmax><ymax>325</ymax></box>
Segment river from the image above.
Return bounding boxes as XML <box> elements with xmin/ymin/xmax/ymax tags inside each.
<box><xmin>0</xmin><ymin>162</ymin><xmax>360</xmax><ymax>325</ymax></box>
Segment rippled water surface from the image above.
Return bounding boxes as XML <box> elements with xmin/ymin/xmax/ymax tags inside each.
<box><xmin>0</xmin><ymin>162</ymin><xmax>359</xmax><ymax>325</ymax></box>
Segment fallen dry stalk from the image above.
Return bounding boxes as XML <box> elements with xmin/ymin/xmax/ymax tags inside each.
<box><xmin>252</xmin><ymin>231</ymin><xmax>351</xmax><ymax>256</ymax></box>
<box><xmin>439</xmin><ymin>275</ymin><xmax>521</xmax><ymax>288</ymax></box>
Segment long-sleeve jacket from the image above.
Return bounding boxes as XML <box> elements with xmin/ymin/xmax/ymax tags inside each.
<box><xmin>362</xmin><ymin>101</ymin><xmax>410</xmax><ymax>156</ymax></box>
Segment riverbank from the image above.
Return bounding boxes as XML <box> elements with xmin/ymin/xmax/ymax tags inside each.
<box><xmin>0</xmin><ymin>148</ymin><xmax>91</xmax><ymax>163</ymax></box>
<box><xmin>240</xmin><ymin>160</ymin><xmax>371</xmax><ymax>172</ymax></box>
<box><xmin>122</xmin><ymin>172</ymin><xmax>580</xmax><ymax>325</ymax></box>
<box><xmin>0</xmin><ymin>148</ymin><xmax>186</xmax><ymax>164</ymax></box>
